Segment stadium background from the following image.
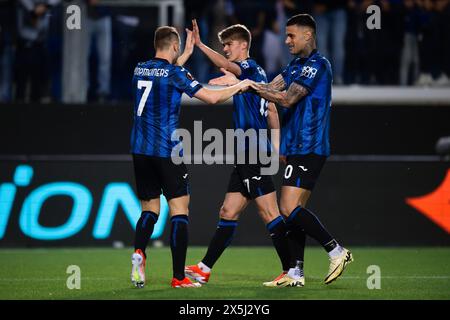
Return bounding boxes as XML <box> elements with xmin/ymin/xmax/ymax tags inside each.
<box><xmin>1</xmin><ymin>98</ymin><xmax>449</xmax><ymax>248</ymax></box>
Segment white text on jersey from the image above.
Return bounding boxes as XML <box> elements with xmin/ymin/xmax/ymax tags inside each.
<box><xmin>134</xmin><ymin>67</ymin><xmax>169</xmax><ymax>77</ymax></box>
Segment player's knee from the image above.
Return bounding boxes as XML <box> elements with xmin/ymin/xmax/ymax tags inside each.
<box><xmin>219</xmin><ymin>205</ymin><xmax>239</xmax><ymax>220</ymax></box>
<box><xmin>168</xmin><ymin>203</ymin><xmax>189</xmax><ymax>215</ymax></box>
<box><xmin>168</xmin><ymin>195</ymin><xmax>190</xmax><ymax>215</ymax></box>
<box><xmin>141</xmin><ymin>199</ymin><xmax>160</xmax><ymax>214</ymax></box>
<box><xmin>256</xmin><ymin>200</ymin><xmax>279</xmax><ymax>219</ymax></box>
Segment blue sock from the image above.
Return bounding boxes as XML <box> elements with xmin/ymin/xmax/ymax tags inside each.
<box><xmin>134</xmin><ymin>211</ymin><xmax>159</xmax><ymax>257</ymax></box>
<box><xmin>267</xmin><ymin>216</ymin><xmax>291</xmax><ymax>271</ymax></box>
<box><xmin>202</xmin><ymin>218</ymin><xmax>238</xmax><ymax>269</ymax></box>
<box><xmin>170</xmin><ymin>215</ymin><xmax>189</xmax><ymax>280</ymax></box>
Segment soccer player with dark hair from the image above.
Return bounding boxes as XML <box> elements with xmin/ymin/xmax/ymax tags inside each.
<box><xmin>212</xmin><ymin>14</ymin><xmax>353</xmax><ymax>285</ymax></box>
<box><xmin>184</xmin><ymin>21</ymin><xmax>303</xmax><ymax>287</ymax></box>
<box><xmin>250</xmin><ymin>13</ymin><xmax>353</xmax><ymax>285</ymax></box>
<box><xmin>130</xmin><ymin>26</ymin><xmax>252</xmax><ymax>289</ymax></box>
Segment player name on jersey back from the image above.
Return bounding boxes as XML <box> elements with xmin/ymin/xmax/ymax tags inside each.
<box><xmin>134</xmin><ymin>67</ymin><xmax>169</xmax><ymax>77</ymax></box>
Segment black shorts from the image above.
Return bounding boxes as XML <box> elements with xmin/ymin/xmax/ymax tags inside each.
<box><xmin>132</xmin><ymin>153</ymin><xmax>189</xmax><ymax>201</ymax></box>
<box><xmin>282</xmin><ymin>153</ymin><xmax>327</xmax><ymax>191</ymax></box>
<box><xmin>227</xmin><ymin>164</ymin><xmax>275</xmax><ymax>200</ymax></box>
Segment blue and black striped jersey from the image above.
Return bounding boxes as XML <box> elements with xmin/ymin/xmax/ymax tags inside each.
<box><xmin>130</xmin><ymin>58</ymin><xmax>203</xmax><ymax>157</ymax></box>
<box><xmin>280</xmin><ymin>50</ymin><xmax>332</xmax><ymax>157</ymax></box>
<box><xmin>234</xmin><ymin>59</ymin><xmax>268</xmax><ymax>131</ymax></box>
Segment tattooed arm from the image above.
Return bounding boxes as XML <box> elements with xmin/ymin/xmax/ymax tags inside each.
<box><xmin>266</xmin><ymin>74</ymin><xmax>287</xmax><ymax>91</ymax></box>
<box><xmin>250</xmin><ymin>74</ymin><xmax>309</xmax><ymax>108</ymax></box>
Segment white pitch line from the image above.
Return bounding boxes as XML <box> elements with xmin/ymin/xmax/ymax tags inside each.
<box><xmin>0</xmin><ymin>276</ymin><xmax>450</xmax><ymax>282</ymax></box>
<box><xmin>307</xmin><ymin>276</ymin><xmax>450</xmax><ymax>280</ymax></box>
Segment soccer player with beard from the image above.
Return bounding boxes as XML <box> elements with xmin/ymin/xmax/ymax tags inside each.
<box><xmin>130</xmin><ymin>26</ymin><xmax>252</xmax><ymax>288</ymax></box>
<box><xmin>211</xmin><ymin>14</ymin><xmax>353</xmax><ymax>285</ymax></box>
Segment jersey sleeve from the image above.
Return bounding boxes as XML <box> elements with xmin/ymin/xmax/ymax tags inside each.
<box><xmin>280</xmin><ymin>65</ymin><xmax>289</xmax><ymax>84</ymax></box>
<box><xmin>171</xmin><ymin>66</ymin><xmax>203</xmax><ymax>97</ymax></box>
<box><xmin>292</xmin><ymin>59</ymin><xmax>329</xmax><ymax>93</ymax></box>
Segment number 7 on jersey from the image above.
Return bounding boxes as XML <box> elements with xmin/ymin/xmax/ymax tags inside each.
<box><xmin>137</xmin><ymin>80</ymin><xmax>152</xmax><ymax>116</ymax></box>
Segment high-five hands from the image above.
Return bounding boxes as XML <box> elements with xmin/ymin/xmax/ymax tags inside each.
<box><xmin>192</xmin><ymin>19</ymin><xmax>202</xmax><ymax>47</ymax></box>
<box><xmin>176</xmin><ymin>27</ymin><xmax>195</xmax><ymax>66</ymax></box>
<box><xmin>183</xmin><ymin>28</ymin><xmax>195</xmax><ymax>56</ymax></box>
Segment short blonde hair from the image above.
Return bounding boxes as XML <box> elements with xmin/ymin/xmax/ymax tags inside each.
<box><xmin>154</xmin><ymin>26</ymin><xmax>180</xmax><ymax>50</ymax></box>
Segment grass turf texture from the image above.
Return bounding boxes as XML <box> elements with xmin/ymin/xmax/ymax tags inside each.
<box><xmin>0</xmin><ymin>247</ymin><xmax>449</xmax><ymax>300</ymax></box>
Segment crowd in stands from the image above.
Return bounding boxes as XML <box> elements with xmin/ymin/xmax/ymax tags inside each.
<box><xmin>0</xmin><ymin>0</ymin><xmax>449</xmax><ymax>104</ymax></box>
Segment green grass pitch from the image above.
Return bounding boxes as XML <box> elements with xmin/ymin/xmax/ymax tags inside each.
<box><xmin>0</xmin><ymin>247</ymin><xmax>449</xmax><ymax>300</ymax></box>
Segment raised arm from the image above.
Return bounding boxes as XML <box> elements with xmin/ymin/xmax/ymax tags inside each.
<box><xmin>194</xmin><ymin>79</ymin><xmax>250</xmax><ymax>105</ymax></box>
<box><xmin>209</xmin><ymin>69</ymin><xmax>285</xmax><ymax>87</ymax></box>
<box><xmin>250</xmin><ymin>74</ymin><xmax>308</xmax><ymax>108</ymax></box>
<box><xmin>208</xmin><ymin>68</ymin><xmax>240</xmax><ymax>86</ymax></box>
<box><xmin>192</xmin><ymin>19</ymin><xmax>242</xmax><ymax>76</ymax></box>
<box><xmin>176</xmin><ymin>29</ymin><xmax>195</xmax><ymax>67</ymax></box>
